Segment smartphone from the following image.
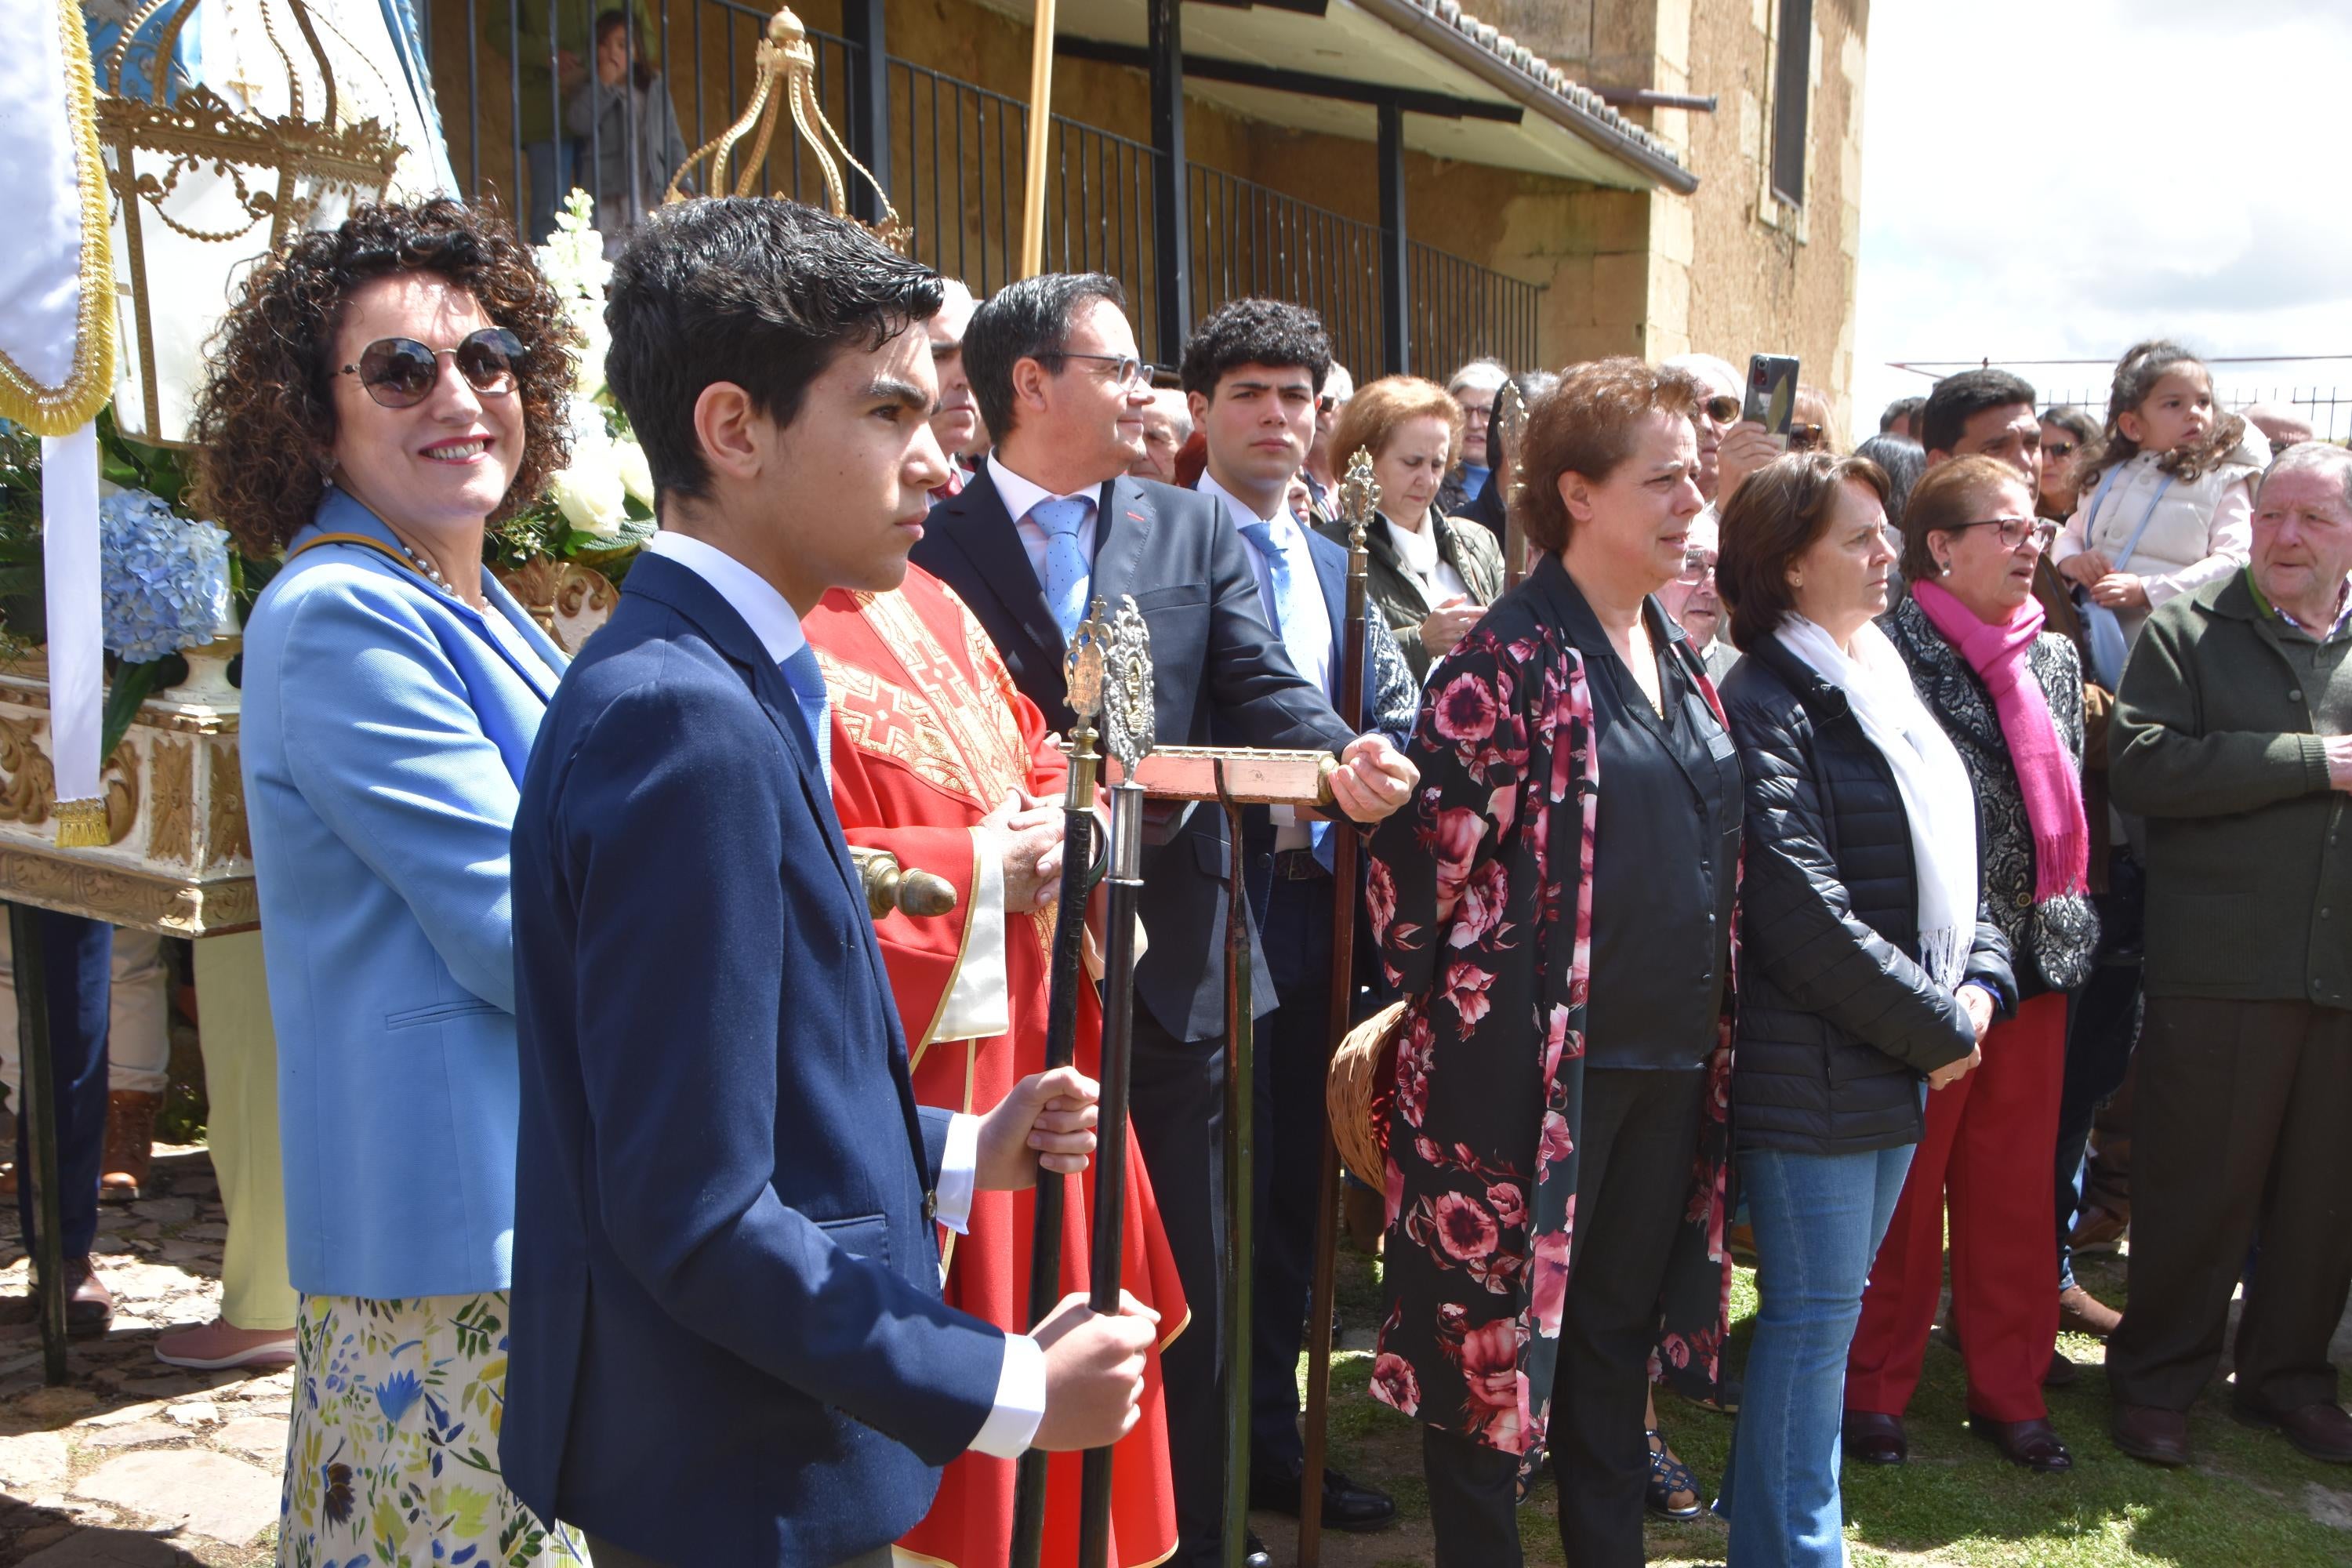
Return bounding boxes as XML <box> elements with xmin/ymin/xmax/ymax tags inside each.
<box><xmin>1744</xmin><ymin>353</ymin><xmax>1802</xmax><ymax>441</ymax></box>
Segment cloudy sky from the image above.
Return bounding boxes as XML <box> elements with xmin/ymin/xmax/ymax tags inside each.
<box><xmin>1850</xmin><ymin>0</ymin><xmax>2352</xmax><ymax>435</ymax></box>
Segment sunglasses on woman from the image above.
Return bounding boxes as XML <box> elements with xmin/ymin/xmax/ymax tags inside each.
<box><xmin>339</xmin><ymin>328</ymin><xmax>525</xmax><ymax>408</ymax></box>
<box><xmin>1700</xmin><ymin>394</ymin><xmax>1741</xmax><ymax>425</ymax></box>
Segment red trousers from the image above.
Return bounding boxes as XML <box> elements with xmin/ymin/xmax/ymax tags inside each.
<box><xmin>1846</xmin><ymin>992</ymin><xmax>2066</xmax><ymax>1423</ymax></box>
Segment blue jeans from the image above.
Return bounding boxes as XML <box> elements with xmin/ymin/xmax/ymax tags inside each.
<box><xmin>1719</xmin><ymin>1141</ymin><xmax>1914</xmax><ymax>1568</ymax></box>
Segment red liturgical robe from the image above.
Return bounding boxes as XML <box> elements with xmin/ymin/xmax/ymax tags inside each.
<box><xmin>805</xmin><ymin>566</ymin><xmax>1187</xmax><ymax>1568</ymax></box>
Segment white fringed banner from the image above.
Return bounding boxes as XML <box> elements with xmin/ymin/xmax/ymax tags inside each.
<box><xmin>0</xmin><ymin>0</ymin><xmax>115</xmax><ymax>846</ymax></box>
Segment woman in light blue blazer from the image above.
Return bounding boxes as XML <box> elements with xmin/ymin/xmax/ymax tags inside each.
<box><xmin>188</xmin><ymin>198</ymin><xmax>584</xmax><ymax>1567</ymax></box>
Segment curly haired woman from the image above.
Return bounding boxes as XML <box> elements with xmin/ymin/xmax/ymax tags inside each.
<box><xmin>187</xmin><ymin>198</ymin><xmax>585</xmax><ymax>1566</ymax></box>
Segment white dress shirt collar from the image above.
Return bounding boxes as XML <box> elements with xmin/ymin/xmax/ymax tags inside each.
<box><xmin>1198</xmin><ymin>468</ymin><xmax>1291</xmax><ymax>532</ymax></box>
<box><xmin>987</xmin><ymin>453</ymin><xmax>1101</xmax><ymax>524</ymax></box>
<box><xmin>644</xmin><ymin>530</ymin><xmax>808</xmax><ymax>666</ymax></box>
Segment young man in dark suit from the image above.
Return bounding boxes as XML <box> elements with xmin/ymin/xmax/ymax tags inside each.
<box><xmin>501</xmin><ymin>198</ymin><xmax>1158</xmax><ymax>1568</ymax></box>
<box><xmin>912</xmin><ymin>273</ymin><xmax>1417</xmax><ymax>1568</ymax></box>
<box><xmin>1179</xmin><ymin>298</ymin><xmax>1417</xmax><ymax>1541</ymax></box>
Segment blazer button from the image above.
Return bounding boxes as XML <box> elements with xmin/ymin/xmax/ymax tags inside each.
<box><xmin>2015</xmin><ymin>891</ymin><xmax>2032</xmax><ymax>909</ymax></box>
<box><xmin>923</xmin><ymin>1190</ymin><xmax>938</xmax><ymax>1223</ymax></box>
<box><xmin>2290</xmin><ymin>688</ymin><xmax>2305</xmax><ymax>702</ymax></box>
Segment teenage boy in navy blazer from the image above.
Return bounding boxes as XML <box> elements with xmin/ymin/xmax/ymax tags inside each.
<box><xmin>502</xmin><ymin>199</ymin><xmax>1158</xmax><ymax>1568</ymax></box>
<box><xmin>913</xmin><ymin>273</ymin><xmax>1418</xmax><ymax>1568</ymax></box>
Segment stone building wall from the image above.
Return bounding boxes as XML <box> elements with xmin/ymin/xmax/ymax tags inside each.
<box><xmin>1490</xmin><ymin>0</ymin><xmax>1871</xmax><ymax>429</ymax></box>
<box><xmin>428</xmin><ymin>0</ymin><xmax>1862</xmax><ymax>404</ymax></box>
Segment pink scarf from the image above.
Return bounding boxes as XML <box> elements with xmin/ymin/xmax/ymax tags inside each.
<box><xmin>1908</xmin><ymin>579</ymin><xmax>2088</xmax><ymax>902</ymax></box>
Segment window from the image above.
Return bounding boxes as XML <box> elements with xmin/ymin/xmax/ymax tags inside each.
<box><xmin>1770</xmin><ymin>0</ymin><xmax>1812</xmax><ymax>207</ymax></box>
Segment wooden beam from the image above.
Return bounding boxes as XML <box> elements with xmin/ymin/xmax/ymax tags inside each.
<box><xmin>1054</xmin><ymin>36</ymin><xmax>1522</xmax><ymax>123</ymax></box>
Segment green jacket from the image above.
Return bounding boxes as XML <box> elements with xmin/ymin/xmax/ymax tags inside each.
<box><xmin>2111</xmin><ymin>569</ymin><xmax>2352</xmax><ymax>1008</ymax></box>
<box><xmin>1318</xmin><ymin>509</ymin><xmax>1505</xmax><ymax>682</ymax></box>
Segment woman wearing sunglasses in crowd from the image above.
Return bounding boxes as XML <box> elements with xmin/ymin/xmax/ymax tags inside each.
<box><xmin>188</xmin><ymin>199</ymin><xmax>584</xmax><ymax>1565</ymax></box>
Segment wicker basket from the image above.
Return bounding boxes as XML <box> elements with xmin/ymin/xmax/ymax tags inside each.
<box><xmin>1327</xmin><ymin>997</ymin><xmax>1408</xmax><ymax>1188</ymax></box>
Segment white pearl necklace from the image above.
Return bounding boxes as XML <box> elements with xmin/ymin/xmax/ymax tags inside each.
<box><xmin>396</xmin><ymin>539</ymin><xmax>456</xmax><ymax>594</ymax></box>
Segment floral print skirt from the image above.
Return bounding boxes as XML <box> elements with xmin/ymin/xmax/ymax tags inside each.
<box><xmin>283</xmin><ymin>1290</ymin><xmax>586</xmax><ymax>1568</ymax></box>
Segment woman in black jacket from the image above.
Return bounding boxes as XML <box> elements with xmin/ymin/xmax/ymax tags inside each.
<box><xmin>1712</xmin><ymin>453</ymin><xmax>2009</xmax><ymax>1568</ymax></box>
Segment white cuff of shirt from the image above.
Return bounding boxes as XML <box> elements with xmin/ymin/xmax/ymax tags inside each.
<box><xmin>936</xmin><ymin>1112</ymin><xmax>981</xmax><ymax>1236</ymax></box>
<box><xmin>968</xmin><ymin>1330</ymin><xmax>1047</xmax><ymax>1457</ymax></box>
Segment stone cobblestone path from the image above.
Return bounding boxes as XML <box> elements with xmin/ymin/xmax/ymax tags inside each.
<box><xmin>0</xmin><ymin>1147</ymin><xmax>279</xmax><ymax>1566</ymax></box>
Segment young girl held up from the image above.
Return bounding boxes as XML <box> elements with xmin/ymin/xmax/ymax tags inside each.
<box><xmin>2052</xmin><ymin>339</ymin><xmax>2266</xmax><ymax>666</ymax></box>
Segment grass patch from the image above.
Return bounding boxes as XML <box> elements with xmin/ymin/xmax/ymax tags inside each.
<box><xmin>1293</xmin><ymin>1247</ymin><xmax>2352</xmax><ymax>1567</ymax></box>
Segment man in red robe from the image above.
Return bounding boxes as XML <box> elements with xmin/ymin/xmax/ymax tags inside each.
<box><xmin>806</xmin><ymin>562</ymin><xmax>1189</xmax><ymax>1568</ymax></box>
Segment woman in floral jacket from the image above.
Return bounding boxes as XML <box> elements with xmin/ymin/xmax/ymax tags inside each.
<box><xmin>1367</xmin><ymin>359</ymin><xmax>1740</xmax><ymax>1568</ymax></box>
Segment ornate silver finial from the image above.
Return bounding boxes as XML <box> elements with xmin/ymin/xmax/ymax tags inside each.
<box><xmin>1101</xmin><ymin>595</ymin><xmax>1156</xmax><ymax>772</ymax></box>
<box><xmin>1065</xmin><ymin>598</ymin><xmax>1109</xmax><ymax>724</ymax></box>
<box><xmin>1493</xmin><ymin>379</ymin><xmax>1530</xmax><ymax>504</ymax></box>
<box><xmin>1338</xmin><ymin>448</ymin><xmax>1381</xmax><ymax>550</ymax></box>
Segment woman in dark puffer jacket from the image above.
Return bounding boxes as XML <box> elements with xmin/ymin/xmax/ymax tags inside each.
<box><xmin>1711</xmin><ymin>453</ymin><xmax>2013</xmax><ymax>1568</ymax></box>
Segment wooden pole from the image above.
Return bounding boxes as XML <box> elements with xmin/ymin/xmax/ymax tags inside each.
<box><xmin>1299</xmin><ymin>455</ymin><xmax>1377</xmax><ymax>1566</ymax></box>
<box><xmin>1018</xmin><ymin>0</ymin><xmax>1058</xmax><ymax>277</ymax></box>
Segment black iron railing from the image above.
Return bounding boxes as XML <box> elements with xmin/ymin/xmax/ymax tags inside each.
<box><xmin>430</xmin><ymin>0</ymin><xmax>1541</xmax><ymax>376</ymax></box>
<box><xmin>1189</xmin><ymin>166</ymin><xmax>1390</xmax><ymax>377</ymax></box>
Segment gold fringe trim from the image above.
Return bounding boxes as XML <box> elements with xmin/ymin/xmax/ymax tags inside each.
<box><xmin>0</xmin><ymin>0</ymin><xmax>117</xmax><ymax>434</ymax></box>
<box><xmin>53</xmin><ymin>796</ymin><xmax>109</xmax><ymax>847</ymax></box>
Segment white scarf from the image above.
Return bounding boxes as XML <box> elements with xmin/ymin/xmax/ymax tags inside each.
<box><xmin>1776</xmin><ymin>615</ymin><xmax>1980</xmax><ymax>990</ymax></box>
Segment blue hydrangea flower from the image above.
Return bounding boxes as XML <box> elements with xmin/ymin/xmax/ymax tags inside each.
<box><xmin>98</xmin><ymin>490</ymin><xmax>230</xmax><ymax>665</ymax></box>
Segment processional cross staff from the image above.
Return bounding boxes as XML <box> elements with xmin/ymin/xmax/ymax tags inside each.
<box><xmin>1007</xmin><ymin>604</ymin><xmax>1110</xmax><ymax>1568</ymax></box>
<box><xmin>1496</xmin><ymin>376</ymin><xmax>1532</xmax><ymax>590</ymax></box>
<box><xmin>1298</xmin><ymin>449</ymin><xmax>1378</xmax><ymax>1567</ymax></box>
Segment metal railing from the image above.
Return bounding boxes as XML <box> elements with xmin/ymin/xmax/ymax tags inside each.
<box><xmin>2042</xmin><ymin>386</ymin><xmax>2352</xmax><ymax>446</ymax></box>
<box><xmin>1409</xmin><ymin>241</ymin><xmax>1544</xmax><ymax>384</ymax></box>
<box><xmin>1188</xmin><ymin>166</ymin><xmax>1390</xmax><ymax>377</ymax></box>
<box><xmin>430</xmin><ymin>0</ymin><xmax>1544</xmax><ymax>376</ymax></box>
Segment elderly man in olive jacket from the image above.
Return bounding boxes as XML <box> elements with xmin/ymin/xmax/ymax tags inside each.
<box><xmin>2105</xmin><ymin>441</ymin><xmax>2352</xmax><ymax>1470</ymax></box>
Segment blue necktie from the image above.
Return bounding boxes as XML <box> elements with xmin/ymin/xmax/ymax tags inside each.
<box><xmin>1032</xmin><ymin>495</ymin><xmax>1094</xmax><ymax>644</ymax></box>
<box><xmin>780</xmin><ymin>642</ymin><xmax>832</xmax><ymax>783</ymax></box>
<box><xmin>1237</xmin><ymin>518</ymin><xmax>1334</xmax><ymax>866</ymax></box>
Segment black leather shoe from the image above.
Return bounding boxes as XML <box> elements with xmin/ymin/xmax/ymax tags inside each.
<box><xmin>1842</xmin><ymin>1410</ymin><xmax>1907</xmax><ymax>1465</ymax></box>
<box><xmin>1248</xmin><ymin>1462</ymin><xmax>1397</xmax><ymax>1531</ymax></box>
<box><xmin>1243</xmin><ymin>1527</ymin><xmax>1272</xmax><ymax>1568</ymax></box>
<box><xmin>2044</xmin><ymin>1348</ymin><xmax>2081</xmax><ymax>1387</ymax></box>
<box><xmin>2111</xmin><ymin>1402</ymin><xmax>2191</xmax><ymax>1467</ymax></box>
<box><xmin>1971</xmin><ymin>1414</ymin><xmax>2072</xmax><ymax>1472</ymax></box>
<box><xmin>2235</xmin><ymin>1399</ymin><xmax>2352</xmax><ymax>1464</ymax></box>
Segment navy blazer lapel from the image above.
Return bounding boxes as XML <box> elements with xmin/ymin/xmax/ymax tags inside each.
<box><xmin>1090</xmin><ymin>477</ymin><xmax>1156</xmax><ymax>607</ymax></box>
<box><xmin>937</xmin><ymin>470</ymin><xmax>1066</xmax><ymax>667</ymax></box>
<box><xmin>619</xmin><ymin>556</ymin><xmax>865</xmax><ymax>907</ymax></box>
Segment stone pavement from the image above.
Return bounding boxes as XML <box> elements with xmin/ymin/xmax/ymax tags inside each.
<box><xmin>0</xmin><ymin>1146</ymin><xmax>281</xmax><ymax>1567</ymax></box>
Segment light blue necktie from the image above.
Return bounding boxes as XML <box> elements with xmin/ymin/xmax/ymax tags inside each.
<box><xmin>1032</xmin><ymin>495</ymin><xmax>1094</xmax><ymax>644</ymax></box>
<box><xmin>780</xmin><ymin>642</ymin><xmax>832</xmax><ymax>783</ymax></box>
<box><xmin>1237</xmin><ymin>517</ymin><xmax>1334</xmax><ymax>866</ymax></box>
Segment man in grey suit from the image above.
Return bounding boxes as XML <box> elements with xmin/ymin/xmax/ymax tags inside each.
<box><xmin>912</xmin><ymin>273</ymin><xmax>1414</xmax><ymax>1568</ymax></box>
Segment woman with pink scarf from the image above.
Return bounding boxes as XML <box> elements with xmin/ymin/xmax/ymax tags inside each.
<box><xmin>1847</xmin><ymin>455</ymin><xmax>2100</xmax><ymax>1472</ymax></box>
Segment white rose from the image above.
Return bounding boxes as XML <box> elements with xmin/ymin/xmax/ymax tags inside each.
<box><xmin>615</xmin><ymin>438</ymin><xmax>653</xmax><ymax>506</ymax></box>
<box><xmin>551</xmin><ymin>454</ymin><xmax>626</xmax><ymax>538</ymax></box>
